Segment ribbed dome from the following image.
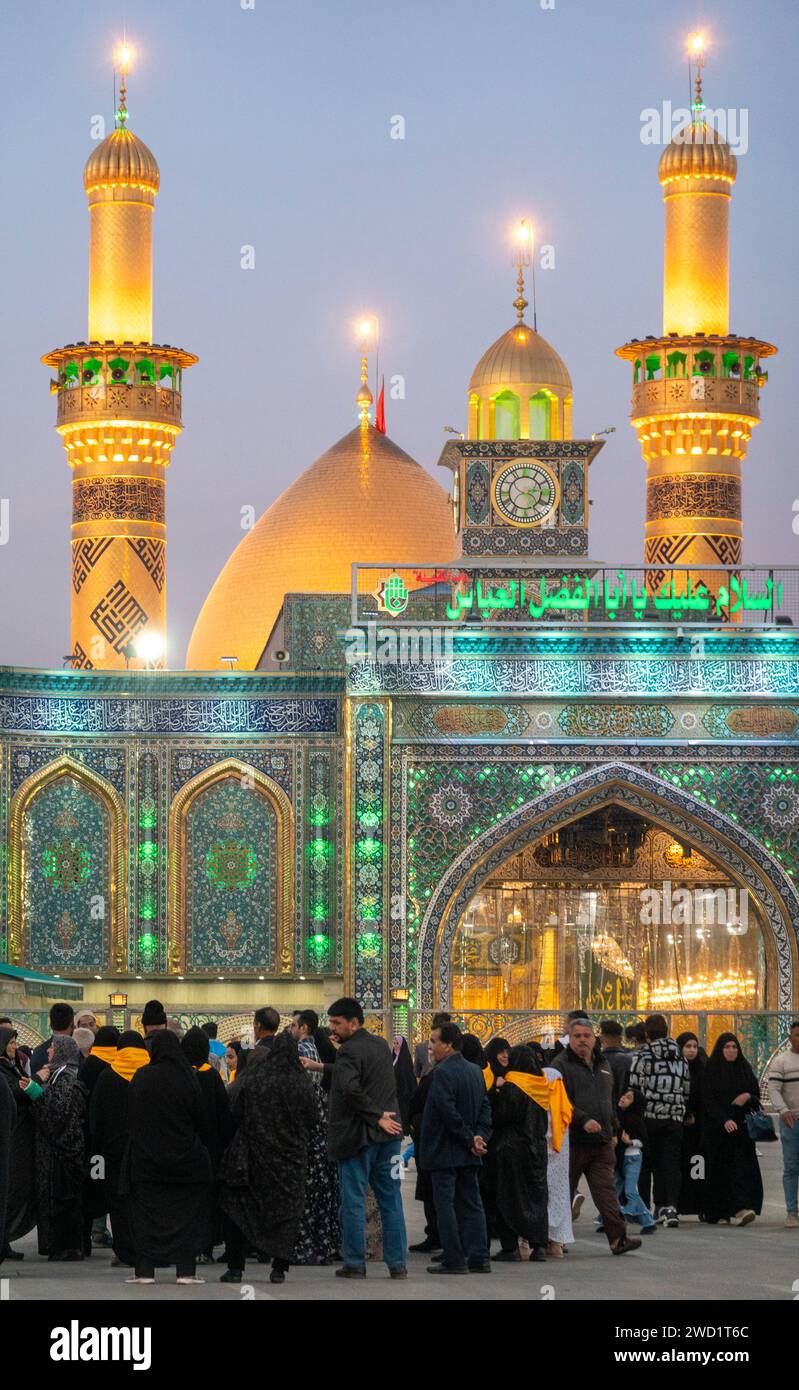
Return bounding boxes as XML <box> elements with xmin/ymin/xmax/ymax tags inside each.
<box><xmin>469</xmin><ymin>325</ymin><xmax>572</xmax><ymax>394</ymax></box>
<box><xmin>84</xmin><ymin>127</ymin><xmax>160</xmax><ymax>194</ymax></box>
<box><xmin>659</xmin><ymin>118</ymin><xmax>737</xmax><ymax>184</ymax></box>
<box><xmin>186</xmin><ymin>424</ymin><xmax>458</xmax><ymax>670</ymax></box>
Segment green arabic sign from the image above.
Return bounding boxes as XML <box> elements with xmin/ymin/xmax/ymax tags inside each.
<box><xmin>444</xmin><ymin>571</ymin><xmax>783</xmax><ymax>622</ymax></box>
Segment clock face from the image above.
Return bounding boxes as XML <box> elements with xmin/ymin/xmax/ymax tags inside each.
<box><xmin>492</xmin><ymin>460</ymin><xmax>559</xmax><ymax>527</ymax></box>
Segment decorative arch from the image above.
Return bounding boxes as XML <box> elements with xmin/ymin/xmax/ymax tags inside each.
<box><xmin>8</xmin><ymin>755</ymin><xmax>127</xmax><ymax>973</ymax></box>
<box><xmin>168</xmin><ymin>758</ymin><xmax>295</xmax><ymax>976</ymax></box>
<box><xmin>418</xmin><ymin>762</ymin><xmax>799</xmax><ymax>1011</ymax></box>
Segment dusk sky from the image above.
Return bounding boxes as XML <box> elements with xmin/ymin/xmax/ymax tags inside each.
<box><xmin>1</xmin><ymin>0</ymin><xmax>797</xmax><ymax>668</ymax></box>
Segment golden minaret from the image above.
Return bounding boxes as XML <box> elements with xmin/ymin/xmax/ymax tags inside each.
<box><xmin>42</xmin><ymin>53</ymin><xmax>196</xmax><ymax>669</ymax></box>
<box><xmin>616</xmin><ymin>39</ymin><xmax>776</xmax><ymax>599</ymax></box>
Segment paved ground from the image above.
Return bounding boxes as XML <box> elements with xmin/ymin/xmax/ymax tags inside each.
<box><xmin>3</xmin><ymin>1143</ymin><xmax>798</xmax><ymax>1301</ymax></box>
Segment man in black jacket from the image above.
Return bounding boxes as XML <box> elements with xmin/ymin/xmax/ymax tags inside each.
<box><xmin>30</xmin><ymin>1002</ymin><xmax>74</xmax><ymax>1074</ymax></box>
<box><xmin>326</xmin><ymin>997</ymin><xmax>407</xmax><ymax>1279</ymax></box>
<box><xmin>600</xmin><ymin>1018</ymin><xmax>633</xmax><ymax>1101</ymax></box>
<box><xmin>419</xmin><ymin>1022</ymin><xmax>492</xmax><ymax>1275</ymax></box>
<box><xmin>552</xmin><ymin>1019</ymin><xmax>640</xmax><ymax>1256</ymax></box>
<box><xmin>629</xmin><ymin>1014</ymin><xmax>690</xmax><ymax>1227</ymax></box>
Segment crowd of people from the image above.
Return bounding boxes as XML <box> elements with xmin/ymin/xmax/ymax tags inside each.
<box><xmin>1</xmin><ymin>998</ymin><xmax>798</xmax><ymax>1282</ymax></box>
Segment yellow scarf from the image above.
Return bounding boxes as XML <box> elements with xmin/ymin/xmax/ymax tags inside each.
<box><xmin>192</xmin><ymin>1063</ymin><xmax>211</xmax><ymax>1072</ymax></box>
<box><xmin>226</xmin><ymin>1069</ymin><xmax>236</xmax><ymax>1086</ymax></box>
<box><xmin>484</xmin><ymin>1066</ymin><xmax>574</xmax><ymax>1153</ymax></box>
<box><xmin>111</xmin><ymin>1047</ymin><xmax>150</xmax><ymax>1082</ymax></box>
<box><xmin>90</xmin><ymin>1046</ymin><xmax>117</xmax><ymax>1066</ymax></box>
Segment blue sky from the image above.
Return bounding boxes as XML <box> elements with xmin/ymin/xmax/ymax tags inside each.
<box><xmin>1</xmin><ymin>0</ymin><xmax>797</xmax><ymax>666</ymax></box>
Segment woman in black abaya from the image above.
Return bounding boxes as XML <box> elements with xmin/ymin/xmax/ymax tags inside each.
<box><xmin>123</xmin><ymin>1029</ymin><xmax>213</xmax><ymax>1284</ymax></box>
<box><xmin>220</xmin><ymin>1032</ymin><xmax>315</xmax><ymax>1284</ymax></box>
<box><xmin>701</xmin><ymin>1032</ymin><xmax>763</xmax><ymax>1226</ymax></box>
<box><xmin>676</xmin><ymin>1031</ymin><xmax>707</xmax><ymax>1216</ymax></box>
<box><xmin>26</xmin><ymin>1035</ymin><xmax>87</xmax><ymax>1260</ymax></box>
<box><xmin>181</xmin><ymin>1027</ymin><xmax>233</xmax><ymax>1261</ymax></box>
<box><xmin>0</xmin><ymin>1026</ymin><xmax>36</xmax><ymax>1257</ymax></box>
<box><xmin>89</xmin><ymin>1031</ymin><xmax>150</xmax><ymax>1266</ymax></box>
<box><xmin>482</xmin><ymin>1044</ymin><xmax>549</xmax><ymax>1262</ymax></box>
<box><xmin>391</xmin><ymin>1036</ymin><xmax>418</xmax><ymax>1134</ymax></box>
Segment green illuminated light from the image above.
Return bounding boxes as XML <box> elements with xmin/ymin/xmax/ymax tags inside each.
<box><xmin>139</xmin><ymin>894</ymin><xmax>156</xmax><ymax>921</ymax></box>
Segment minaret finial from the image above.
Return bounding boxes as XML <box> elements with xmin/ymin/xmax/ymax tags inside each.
<box><xmin>356</xmin><ymin>353</ymin><xmax>373</xmax><ymax>425</ymax></box>
<box><xmin>115</xmin><ymin>41</ymin><xmax>134</xmax><ymax>127</ymax></box>
<box><xmin>512</xmin><ymin>218</ymin><xmax>535</xmax><ymax>329</ymax></box>
<box><xmin>689</xmin><ymin>32</ymin><xmax>706</xmax><ymax>114</ymax></box>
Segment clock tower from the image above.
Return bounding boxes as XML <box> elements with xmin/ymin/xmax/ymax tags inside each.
<box><xmin>438</xmin><ymin>266</ymin><xmax>603</xmax><ymax>557</ymax></box>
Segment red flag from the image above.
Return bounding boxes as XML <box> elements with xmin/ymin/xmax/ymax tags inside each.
<box><xmin>375</xmin><ymin>376</ymin><xmax>386</xmax><ymax>433</ymax></box>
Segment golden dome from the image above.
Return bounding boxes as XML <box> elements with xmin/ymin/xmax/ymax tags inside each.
<box><xmin>186</xmin><ymin>423</ymin><xmax>458</xmax><ymax>670</ymax></box>
<box><xmin>659</xmin><ymin>118</ymin><xmax>736</xmax><ymax>185</ymax></box>
<box><xmin>469</xmin><ymin>325</ymin><xmax>572</xmax><ymax>394</ymax></box>
<box><xmin>84</xmin><ymin>127</ymin><xmax>160</xmax><ymax>196</ymax></box>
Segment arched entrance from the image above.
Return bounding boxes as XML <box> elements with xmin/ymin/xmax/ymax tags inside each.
<box><xmin>451</xmin><ymin>812</ymin><xmax>769</xmax><ymax>1015</ymax></box>
<box><xmin>418</xmin><ymin>764</ymin><xmax>799</xmax><ymax>1014</ymax></box>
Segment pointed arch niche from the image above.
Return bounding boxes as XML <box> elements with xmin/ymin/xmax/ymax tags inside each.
<box><xmin>8</xmin><ymin>756</ymin><xmax>127</xmax><ymax>974</ymax></box>
<box><xmin>168</xmin><ymin>758</ymin><xmax>295</xmax><ymax>977</ymax></box>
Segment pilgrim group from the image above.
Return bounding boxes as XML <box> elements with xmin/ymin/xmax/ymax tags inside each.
<box><xmin>1</xmin><ymin>998</ymin><xmax>798</xmax><ymax>1281</ymax></box>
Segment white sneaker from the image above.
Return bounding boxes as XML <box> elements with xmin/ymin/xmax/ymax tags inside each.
<box><xmin>176</xmin><ymin>1275</ymin><xmax>205</xmax><ymax>1285</ymax></box>
<box><xmin>572</xmin><ymin>1193</ymin><xmax>584</xmax><ymax>1221</ymax></box>
<box><xmin>785</xmin><ymin>1212</ymin><xmax>799</xmax><ymax>1229</ymax></box>
<box><xmin>124</xmin><ymin>1276</ymin><xmax>155</xmax><ymax>1284</ymax></box>
<box><xmin>732</xmin><ymin>1210</ymin><xmax>756</xmax><ymax>1227</ymax></box>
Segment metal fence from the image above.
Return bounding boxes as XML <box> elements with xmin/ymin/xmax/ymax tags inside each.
<box><xmin>406</xmin><ymin>1009</ymin><xmax>798</xmax><ymax>1090</ymax></box>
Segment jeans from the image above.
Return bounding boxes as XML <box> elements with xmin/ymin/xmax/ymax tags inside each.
<box><xmin>615</xmin><ymin>1149</ymin><xmax>656</xmax><ymax>1229</ymax></box>
<box><xmin>338</xmin><ymin>1138</ymin><xmax>407</xmax><ymax>1271</ymax></box>
<box><xmin>430</xmin><ymin>1167</ymin><xmax>489</xmax><ymax>1269</ymax></box>
<box><xmin>780</xmin><ymin>1116</ymin><xmax>799</xmax><ymax>1213</ymax></box>
<box><xmin>640</xmin><ymin>1119</ymin><xmax>683</xmax><ymax>1211</ymax></box>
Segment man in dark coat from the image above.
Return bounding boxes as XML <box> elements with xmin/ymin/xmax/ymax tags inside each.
<box><xmin>600</xmin><ymin>1019</ymin><xmax>633</xmax><ymax>1101</ymax></box>
<box><xmin>552</xmin><ymin>1018</ymin><xmax>640</xmax><ymax>1256</ymax></box>
<box><xmin>419</xmin><ymin>1021</ymin><xmax>492</xmax><ymax>1275</ymax></box>
<box><xmin>30</xmin><ymin>1002</ymin><xmax>74</xmax><ymax>1074</ymax></box>
<box><xmin>326</xmin><ymin>997</ymin><xmax>407</xmax><ymax>1279</ymax></box>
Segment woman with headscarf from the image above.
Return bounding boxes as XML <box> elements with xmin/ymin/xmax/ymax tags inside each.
<box><xmin>122</xmin><ymin>1029</ymin><xmax>213</xmax><ymax>1284</ymax></box>
<box><xmin>22</xmin><ymin>1035</ymin><xmax>87</xmax><ymax>1260</ymax></box>
<box><xmin>676</xmin><ymin>1031</ymin><xmax>707</xmax><ymax>1216</ymax></box>
<box><xmin>225</xmin><ymin>1041</ymin><xmax>242</xmax><ymax>1084</ymax></box>
<box><xmin>89</xmin><ymin>1030</ymin><xmax>150</xmax><ymax>1267</ymax></box>
<box><xmin>391</xmin><ymin>1036</ymin><xmax>417</xmax><ymax>1135</ymax></box>
<box><xmin>542</xmin><ymin>1064</ymin><xmax>574</xmax><ymax>1258</ymax></box>
<box><xmin>290</xmin><ymin>1023</ymin><xmax>340</xmax><ymax>1268</ymax></box>
<box><xmin>482</xmin><ymin>1044</ymin><xmax>550</xmax><ymax>1262</ymax></box>
<box><xmin>219</xmin><ymin>1032</ymin><xmax>315</xmax><ymax>1284</ymax></box>
<box><xmin>0</xmin><ymin>1026</ymin><xmax>36</xmax><ymax>1259</ymax></box>
<box><xmin>483</xmin><ymin>1036</ymin><xmax>511</xmax><ymax>1090</ymax></box>
<box><xmin>181</xmin><ymin>1027</ymin><xmax>233</xmax><ymax>1262</ymax></box>
<box><xmin>701</xmin><ymin>1032</ymin><xmax>763</xmax><ymax>1226</ymax></box>
<box><xmin>461</xmin><ymin>1034</ymin><xmax>486</xmax><ymax>1068</ymax></box>
<box><xmin>78</xmin><ymin>1024</ymin><xmax>120</xmax><ymax>1256</ymax></box>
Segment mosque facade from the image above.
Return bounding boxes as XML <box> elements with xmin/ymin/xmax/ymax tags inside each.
<box><xmin>2</xmin><ymin>59</ymin><xmax>798</xmax><ymax>1079</ymax></box>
